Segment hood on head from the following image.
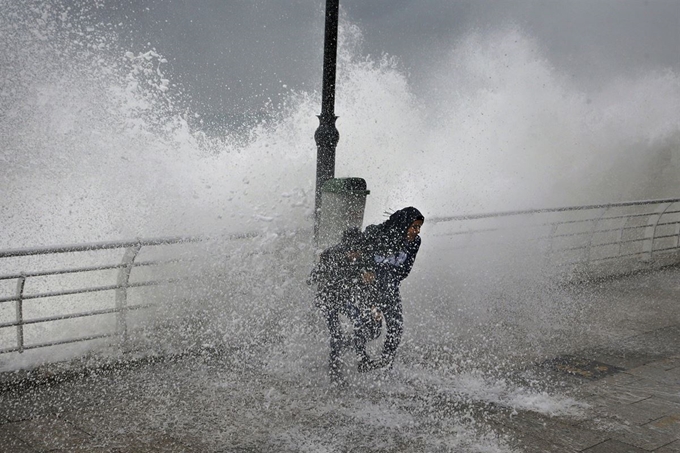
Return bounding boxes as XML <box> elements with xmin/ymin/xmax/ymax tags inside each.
<box><xmin>385</xmin><ymin>206</ymin><xmax>424</xmax><ymax>238</ymax></box>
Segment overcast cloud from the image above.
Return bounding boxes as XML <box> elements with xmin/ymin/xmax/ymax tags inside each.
<box><xmin>87</xmin><ymin>0</ymin><xmax>679</xmax><ymax>116</ymax></box>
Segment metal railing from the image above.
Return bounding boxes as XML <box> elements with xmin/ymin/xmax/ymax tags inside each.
<box><xmin>428</xmin><ymin>197</ymin><xmax>680</xmax><ymax>271</ymax></box>
<box><xmin>0</xmin><ymin>232</ymin><xmax>260</xmax><ymax>356</ymax></box>
<box><xmin>1</xmin><ymin>197</ymin><xmax>679</xmax><ymax>359</ymax></box>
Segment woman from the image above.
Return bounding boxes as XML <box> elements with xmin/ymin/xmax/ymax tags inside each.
<box><xmin>359</xmin><ymin>206</ymin><xmax>424</xmax><ymax>371</ymax></box>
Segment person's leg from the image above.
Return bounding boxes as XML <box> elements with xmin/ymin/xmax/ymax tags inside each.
<box><xmin>324</xmin><ymin>307</ymin><xmax>344</xmax><ymax>382</ymax></box>
<box><xmin>344</xmin><ymin>303</ymin><xmax>370</xmax><ymax>362</ymax></box>
<box><xmin>380</xmin><ymin>297</ymin><xmax>403</xmax><ymax>368</ymax></box>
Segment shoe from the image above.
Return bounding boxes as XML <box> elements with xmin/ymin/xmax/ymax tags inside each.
<box><xmin>337</xmin><ymin>334</ymin><xmax>354</xmax><ymax>352</ymax></box>
<box><xmin>373</xmin><ymin>356</ymin><xmax>393</xmax><ymax>370</ymax></box>
<box><xmin>357</xmin><ymin>356</ymin><xmax>376</xmax><ymax>373</ymax></box>
<box><xmin>330</xmin><ymin>373</ymin><xmax>347</xmax><ymax>387</ymax></box>
<box><xmin>329</xmin><ymin>365</ymin><xmax>346</xmax><ymax>386</ymax></box>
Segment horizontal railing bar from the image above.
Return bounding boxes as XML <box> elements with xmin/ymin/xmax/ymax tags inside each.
<box><xmin>555</xmin><ymin>236</ymin><xmax>649</xmax><ymax>252</ymax></box>
<box><xmin>655</xmin><ymin>221</ymin><xmax>680</xmax><ymax>228</ymax></box>
<box><xmin>557</xmin><ymin>251</ymin><xmax>645</xmax><ymax>267</ymax></box>
<box><xmin>0</xmin><ymin>275</ymin><xmax>194</xmax><ymax>304</ymax></box>
<box><xmin>0</xmin><ymin>237</ymin><xmax>198</xmax><ymax>259</ymax></box>
<box><xmin>546</xmin><ymin>210</ymin><xmax>680</xmax><ymax>227</ymax></box>
<box><xmin>653</xmin><ymin>233</ymin><xmax>680</xmax><ymax>241</ymax></box>
<box><xmin>548</xmin><ymin>238</ymin><xmax>641</xmax><ymax>255</ymax></box>
<box><xmin>590</xmin><ymin>251</ymin><xmax>647</xmax><ymax>262</ymax></box>
<box><xmin>403</xmin><ymin>230</ymin><xmax>667</xmax><ymax>257</ymax></box>
<box><xmin>0</xmin><ymin>231</ymin><xmax>261</xmax><ymax>259</ymax></box>
<box><xmin>550</xmin><ymin>244</ymin><xmax>589</xmax><ymax>253</ymax></box>
<box><xmin>652</xmin><ymin>245</ymin><xmax>680</xmax><ymax>253</ymax></box>
<box><xmin>433</xmin><ymin>214</ymin><xmax>675</xmax><ymax>239</ymax></box>
<box><xmin>552</xmin><ymin>224</ymin><xmax>644</xmax><ymax>239</ymax></box>
<box><xmin>587</xmin><ymin>238</ymin><xmax>654</xmax><ymax>249</ymax></box>
<box><xmin>535</xmin><ymin>211</ymin><xmax>678</xmax><ymax>229</ymax></box>
<box><xmin>429</xmin><ymin>198</ymin><xmax>680</xmax><ymax>224</ymax></box>
<box><xmin>0</xmin><ymin>284</ymin><xmax>121</xmax><ymax>303</ymax></box>
<box><xmin>431</xmin><ymin>221</ymin><xmax>591</xmax><ymax>239</ymax></box>
<box><xmin>562</xmin><ymin>246</ymin><xmax>679</xmax><ymax>266</ymax></box>
<box><xmin>595</xmin><ymin>223</ymin><xmax>679</xmax><ymax>234</ymax></box>
<box><xmin>436</xmin><ymin>223</ymin><xmax>648</xmax><ymax>243</ymax></box>
<box><xmin>600</xmin><ymin>211</ymin><xmax>677</xmax><ymax>221</ymax></box>
<box><xmin>432</xmin><ymin>226</ymin><xmax>652</xmax><ymax>252</ymax></box>
<box><xmin>0</xmin><ymin>303</ymin><xmax>156</xmax><ymax>329</ymax></box>
<box><xmin>0</xmin><ymin>263</ymin><xmax>124</xmax><ymax>281</ymax></box>
<box><xmin>432</xmin><ymin>212</ymin><xmax>670</xmax><ymax>235</ymax></box>
<box><xmin>0</xmin><ymin>333</ymin><xmax>115</xmax><ymax>355</ymax></box>
<box><xmin>0</xmin><ymin>257</ymin><xmax>195</xmax><ymax>282</ymax></box>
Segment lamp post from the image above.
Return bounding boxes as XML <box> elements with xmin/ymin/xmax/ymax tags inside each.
<box><xmin>313</xmin><ymin>0</ymin><xmax>340</xmax><ymax>244</ymax></box>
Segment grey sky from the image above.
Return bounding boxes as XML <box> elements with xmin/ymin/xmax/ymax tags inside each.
<box><xmin>91</xmin><ymin>0</ymin><xmax>679</xmax><ymax>116</ymax></box>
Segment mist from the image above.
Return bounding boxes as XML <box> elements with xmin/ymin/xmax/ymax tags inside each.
<box><xmin>0</xmin><ymin>5</ymin><xmax>679</xmax><ymax>450</ymax></box>
<box><xmin>61</xmin><ymin>1</ymin><xmax>680</xmax><ymax>116</ymax></box>
<box><xmin>1</xmin><ymin>0</ymin><xmax>678</xmax><ymax>246</ymax></box>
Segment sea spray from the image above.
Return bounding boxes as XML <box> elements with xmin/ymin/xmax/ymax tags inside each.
<box><xmin>2</xmin><ymin>3</ymin><xmax>678</xmax><ymax>451</ymax></box>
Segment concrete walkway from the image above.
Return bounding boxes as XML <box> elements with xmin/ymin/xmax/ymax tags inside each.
<box><xmin>0</xmin><ymin>269</ymin><xmax>679</xmax><ymax>452</ymax></box>
<box><xmin>493</xmin><ymin>328</ymin><xmax>680</xmax><ymax>452</ymax></box>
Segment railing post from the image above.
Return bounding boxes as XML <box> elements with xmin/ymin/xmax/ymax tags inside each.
<box><xmin>544</xmin><ymin>223</ymin><xmax>559</xmax><ymax>264</ymax></box>
<box><xmin>15</xmin><ymin>274</ymin><xmax>25</xmax><ymax>353</ymax></box>
<box><xmin>585</xmin><ymin>208</ymin><xmax>608</xmax><ymax>263</ymax></box>
<box><xmin>116</xmin><ymin>243</ymin><xmax>142</xmax><ymax>350</ymax></box>
<box><xmin>616</xmin><ymin>215</ymin><xmax>631</xmax><ymax>258</ymax></box>
<box><xmin>643</xmin><ymin>203</ymin><xmax>671</xmax><ymax>261</ymax></box>
<box><xmin>674</xmin><ymin>210</ymin><xmax>680</xmax><ymax>251</ymax></box>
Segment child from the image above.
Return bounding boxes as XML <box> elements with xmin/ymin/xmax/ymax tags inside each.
<box><xmin>309</xmin><ymin>228</ymin><xmax>382</xmax><ymax>383</ymax></box>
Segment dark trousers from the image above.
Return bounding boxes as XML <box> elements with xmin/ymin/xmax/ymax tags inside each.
<box><xmin>378</xmin><ymin>294</ymin><xmax>403</xmax><ymax>362</ymax></box>
<box><xmin>324</xmin><ymin>302</ymin><xmax>371</xmax><ymax>374</ymax></box>
<box><xmin>319</xmin><ymin>286</ymin><xmax>402</xmax><ymax>377</ymax></box>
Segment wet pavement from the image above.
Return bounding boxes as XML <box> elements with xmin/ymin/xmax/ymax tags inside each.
<box><xmin>0</xmin><ymin>268</ymin><xmax>679</xmax><ymax>452</ymax></box>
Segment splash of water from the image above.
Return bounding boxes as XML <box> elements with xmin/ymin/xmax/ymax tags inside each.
<box><xmin>2</xmin><ymin>4</ymin><xmax>678</xmax><ymax>248</ymax></box>
<box><xmin>0</xmin><ymin>3</ymin><xmax>678</xmax><ymax>449</ymax></box>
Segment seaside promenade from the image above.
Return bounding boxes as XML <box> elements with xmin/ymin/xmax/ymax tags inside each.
<box><xmin>0</xmin><ymin>267</ymin><xmax>678</xmax><ymax>452</ymax></box>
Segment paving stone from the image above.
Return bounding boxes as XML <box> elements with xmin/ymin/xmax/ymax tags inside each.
<box><xmin>580</xmin><ymin>387</ymin><xmax>652</xmax><ymax>406</ymax></box>
<box><xmin>0</xmin><ymin>271</ymin><xmax>678</xmax><ymax>453</ymax></box>
<box><xmin>628</xmin><ymin>363</ymin><xmax>680</xmax><ymax>387</ymax></box>
<box><xmin>0</xmin><ymin>378</ymin><xmax>108</xmax><ymax>422</ymax></box>
<box><xmin>622</xmin><ymin>326</ymin><xmax>680</xmax><ymax>357</ymax></box>
<box><xmin>544</xmin><ymin>355</ymin><xmax>625</xmax><ymax>380</ymax></box>
<box><xmin>41</xmin><ymin>437</ymin><xmax>198</xmax><ymax>453</ymax></box>
<box><xmin>61</xmin><ymin>407</ymin><xmax>210</xmax><ymax>452</ymax></box>
<box><xmin>622</xmin><ymin>380</ymin><xmax>680</xmax><ymax>404</ymax></box>
<box><xmin>581</xmin><ymin>348</ymin><xmax>662</xmax><ymax>370</ymax></box>
<box><xmin>595</xmin><ymin>397</ymin><xmax>680</xmax><ymax>426</ymax></box>
<box><xmin>60</xmin><ymin>435</ymin><xmax>196</xmax><ymax>452</ymax></box>
<box><xmin>579</xmin><ymin>326</ymin><xmax>680</xmax><ymax>372</ymax></box>
<box><xmin>576</xmin><ymin>414</ymin><xmax>677</xmax><ymax>450</ymax></box>
<box><xmin>581</xmin><ymin>439</ymin><xmax>647</xmax><ymax>452</ymax></box>
<box><xmin>0</xmin><ymin>416</ymin><xmax>95</xmax><ymax>451</ymax></box>
<box><xmin>510</xmin><ymin>433</ymin><xmax>580</xmax><ymax>453</ymax></box>
<box><xmin>646</xmin><ymin>413</ymin><xmax>680</xmax><ymax>438</ymax></box>
<box><xmin>647</xmin><ymin>357</ymin><xmax>680</xmax><ymax>371</ymax></box>
<box><xmin>0</xmin><ymin>427</ymin><xmax>35</xmax><ymax>452</ymax></box>
<box><xmin>496</xmin><ymin>411</ymin><xmax>607</xmax><ymax>451</ymax></box>
<box><xmin>579</xmin><ymin>372</ymin><xmax>643</xmax><ymax>394</ymax></box>
<box><xmin>656</xmin><ymin>440</ymin><xmax>680</xmax><ymax>452</ymax></box>
<box><xmin>609</xmin><ymin>424</ymin><xmax>678</xmax><ymax>451</ymax></box>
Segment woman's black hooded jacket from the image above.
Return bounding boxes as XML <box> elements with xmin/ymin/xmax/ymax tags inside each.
<box><xmin>359</xmin><ymin>207</ymin><xmax>424</xmax><ymax>291</ymax></box>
